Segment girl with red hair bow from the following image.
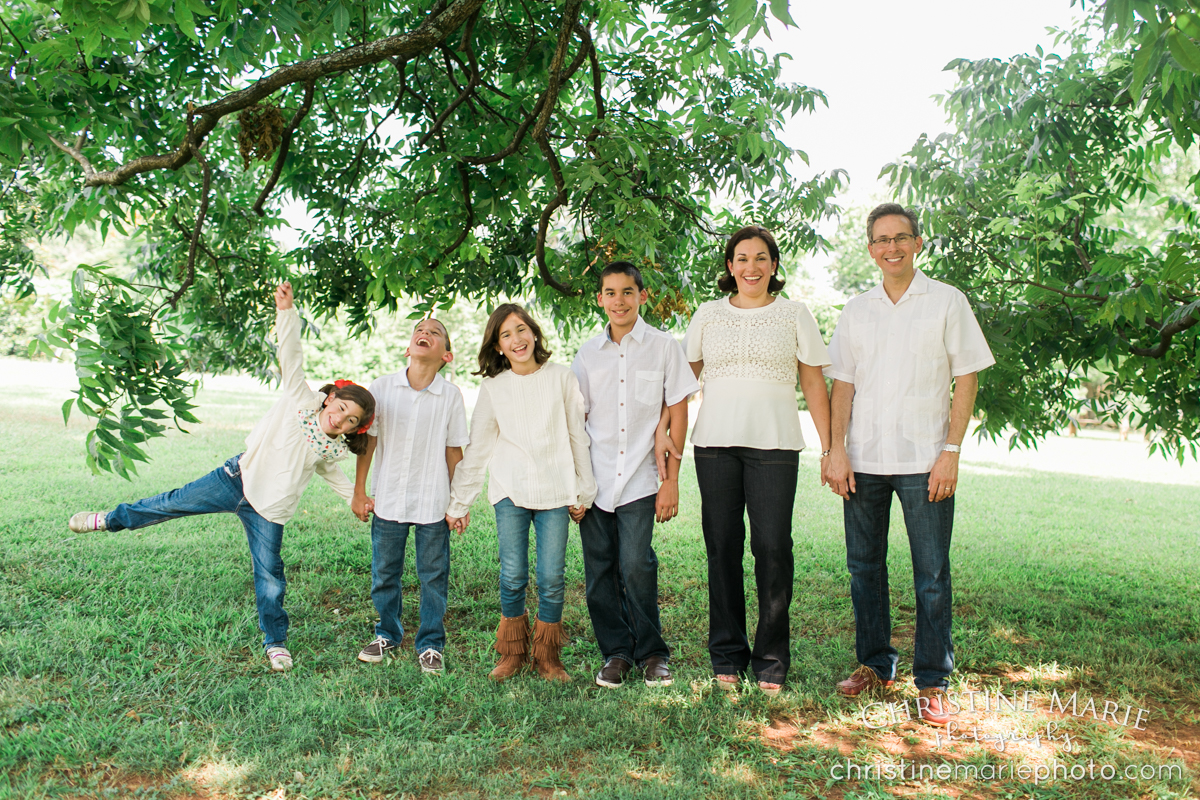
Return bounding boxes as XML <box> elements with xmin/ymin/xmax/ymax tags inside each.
<box><xmin>67</xmin><ymin>282</ymin><xmax>376</xmax><ymax>672</ymax></box>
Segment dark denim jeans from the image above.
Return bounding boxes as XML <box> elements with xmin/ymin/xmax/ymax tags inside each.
<box><xmin>105</xmin><ymin>454</ymin><xmax>289</xmax><ymax>650</ymax></box>
<box><xmin>580</xmin><ymin>495</ymin><xmax>668</xmax><ymax>665</ymax></box>
<box><xmin>370</xmin><ymin>515</ymin><xmax>451</xmax><ymax>654</ymax></box>
<box><xmin>694</xmin><ymin>446</ymin><xmax>798</xmax><ymax>685</ymax></box>
<box><xmin>843</xmin><ymin>472</ymin><xmax>955</xmax><ymax>690</ymax></box>
<box><xmin>494</xmin><ymin>498</ymin><xmax>569</xmax><ymax>624</ymax></box>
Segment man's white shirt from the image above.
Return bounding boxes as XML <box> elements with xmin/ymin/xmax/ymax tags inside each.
<box><xmin>572</xmin><ymin>315</ymin><xmax>699</xmax><ymax>512</ymax></box>
<box><xmin>366</xmin><ymin>369</ymin><xmax>470</xmax><ymax>525</ymax></box>
<box><xmin>824</xmin><ymin>269</ymin><xmax>995</xmax><ymax>475</ymax></box>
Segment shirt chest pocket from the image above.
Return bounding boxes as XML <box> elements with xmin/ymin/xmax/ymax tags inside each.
<box><xmin>909</xmin><ymin>319</ymin><xmax>943</xmax><ymax>358</ymax></box>
<box><xmin>635</xmin><ymin>370</ymin><xmax>664</xmax><ymax>405</ymax></box>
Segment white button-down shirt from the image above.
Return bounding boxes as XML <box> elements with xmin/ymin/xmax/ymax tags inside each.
<box><xmin>366</xmin><ymin>369</ymin><xmax>470</xmax><ymax>525</ymax></box>
<box><xmin>824</xmin><ymin>270</ymin><xmax>995</xmax><ymax>475</ymax></box>
<box><xmin>572</xmin><ymin>316</ymin><xmax>700</xmax><ymax>512</ymax></box>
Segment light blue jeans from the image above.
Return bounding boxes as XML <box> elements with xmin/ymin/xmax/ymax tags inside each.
<box><xmin>493</xmin><ymin>498</ymin><xmax>569</xmax><ymax>624</ymax></box>
<box><xmin>104</xmin><ymin>454</ymin><xmax>289</xmax><ymax>650</ymax></box>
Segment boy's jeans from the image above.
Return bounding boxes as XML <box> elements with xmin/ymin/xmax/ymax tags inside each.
<box><xmin>104</xmin><ymin>454</ymin><xmax>289</xmax><ymax>650</ymax></box>
<box><xmin>843</xmin><ymin>471</ymin><xmax>955</xmax><ymax>690</ymax></box>
<box><xmin>493</xmin><ymin>498</ymin><xmax>569</xmax><ymax>624</ymax></box>
<box><xmin>370</xmin><ymin>516</ymin><xmax>451</xmax><ymax>654</ymax></box>
<box><xmin>580</xmin><ymin>495</ymin><xmax>668</xmax><ymax>665</ymax></box>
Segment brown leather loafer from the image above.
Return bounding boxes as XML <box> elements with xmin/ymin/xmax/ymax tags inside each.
<box><xmin>917</xmin><ymin>687</ymin><xmax>952</xmax><ymax>727</ymax></box>
<box><xmin>595</xmin><ymin>657</ymin><xmax>633</xmax><ymax>688</ymax></box>
<box><xmin>836</xmin><ymin>665</ymin><xmax>895</xmax><ymax>696</ymax></box>
<box><xmin>642</xmin><ymin>656</ymin><xmax>673</xmax><ymax>687</ymax></box>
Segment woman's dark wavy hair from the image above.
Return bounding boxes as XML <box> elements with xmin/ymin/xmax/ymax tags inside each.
<box><xmin>475</xmin><ymin>303</ymin><xmax>553</xmax><ymax>378</ymax></box>
<box><xmin>717</xmin><ymin>225</ymin><xmax>785</xmax><ymax>294</ymax></box>
<box><xmin>318</xmin><ymin>382</ymin><xmax>376</xmax><ymax>455</ymax></box>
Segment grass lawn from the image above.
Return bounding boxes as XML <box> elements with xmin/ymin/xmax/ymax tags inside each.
<box><xmin>1</xmin><ymin>374</ymin><xmax>1197</xmax><ymax>799</ymax></box>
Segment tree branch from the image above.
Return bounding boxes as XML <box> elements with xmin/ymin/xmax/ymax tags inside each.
<box><xmin>1129</xmin><ymin>309</ymin><xmax>1200</xmax><ymax>358</ymax></box>
<box><xmin>62</xmin><ymin>0</ymin><xmax>485</xmax><ymax>188</ymax></box>
<box><xmin>534</xmin><ymin>134</ymin><xmax>577</xmax><ymax>296</ymax></box>
<box><xmin>530</xmin><ymin>0</ymin><xmax>585</xmax><ymax>143</ymax></box>
<box><xmin>253</xmin><ymin>81</ymin><xmax>315</xmax><ymax>217</ymax></box>
<box><xmin>161</xmin><ymin>139</ymin><xmax>212</xmax><ymax>312</ymax></box>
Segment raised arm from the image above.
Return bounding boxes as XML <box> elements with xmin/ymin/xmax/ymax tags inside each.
<box><xmin>273</xmin><ymin>282</ymin><xmax>316</xmax><ymax>406</ymax></box>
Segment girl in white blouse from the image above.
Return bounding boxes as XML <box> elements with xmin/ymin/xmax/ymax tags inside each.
<box><xmin>67</xmin><ymin>282</ymin><xmax>374</xmax><ymax>672</ymax></box>
<box><xmin>446</xmin><ymin>304</ymin><xmax>596</xmax><ymax>682</ymax></box>
<box><xmin>681</xmin><ymin>226</ymin><xmax>833</xmax><ymax>696</ymax></box>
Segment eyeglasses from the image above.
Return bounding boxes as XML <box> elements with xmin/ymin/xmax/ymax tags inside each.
<box><xmin>869</xmin><ymin>233</ymin><xmax>916</xmax><ymax>247</ymax></box>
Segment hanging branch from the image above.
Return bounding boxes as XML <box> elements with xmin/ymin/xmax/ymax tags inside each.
<box><xmin>1129</xmin><ymin>310</ymin><xmax>1200</xmax><ymax>358</ymax></box>
<box><xmin>161</xmin><ymin>138</ymin><xmax>212</xmax><ymax>313</ymax></box>
<box><xmin>253</xmin><ymin>81</ymin><xmax>315</xmax><ymax>216</ymax></box>
<box><xmin>48</xmin><ymin>0</ymin><xmax>485</xmax><ymax>188</ymax></box>
<box><xmin>534</xmin><ymin>134</ymin><xmax>577</xmax><ymax>296</ymax></box>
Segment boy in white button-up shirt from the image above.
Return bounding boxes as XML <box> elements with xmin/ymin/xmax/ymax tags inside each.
<box><xmin>351</xmin><ymin>319</ymin><xmax>470</xmax><ymax>673</ymax></box>
<box><xmin>824</xmin><ymin>203</ymin><xmax>995</xmax><ymax>727</ymax></box>
<box><xmin>571</xmin><ymin>263</ymin><xmax>700</xmax><ymax>689</ymax></box>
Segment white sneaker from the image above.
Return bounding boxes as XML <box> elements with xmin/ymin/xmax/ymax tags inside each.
<box><xmin>266</xmin><ymin>646</ymin><xmax>293</xmax><ymax>671</ymax></box>
<box><xmin>69</xmin><ymin>512</ymin><xmax>108</xmax><ymax>532</ymax></box>
<box><xmin>418</xmin><ymin>648</ymin><xmax>444</xmax><ymax>674</ymax></box>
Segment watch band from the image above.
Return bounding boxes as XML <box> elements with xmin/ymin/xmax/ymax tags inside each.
<box><xmin>942</xmin><ymin>444</ymin><xmax>961</xmax><ymax>453</ymax></box>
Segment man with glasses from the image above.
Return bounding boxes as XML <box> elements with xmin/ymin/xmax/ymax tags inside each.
<box><xmin>822</xmin><ymin>203</ymin><xmax>994</xmax><ymax>726</ymax></box>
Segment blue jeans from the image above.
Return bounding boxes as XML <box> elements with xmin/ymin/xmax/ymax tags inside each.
<box><xmin>104</xmin><ymin>454</ymin><xmax>289</xmax><ymax>650</ymax></box>
<box><xmin>493</xmin><ymin>498</ymin><xmax>569</xmax><ymax>624</ymax></box>
<box><xmin>843</xmin><ymin>472</ymin><xmax>955</xmax><ymax>690</ymax></box>
<box><xmin>370</xmin><ymin>516</ymin><xmax>450</xmax><ymax>653</ymax></box>
<box><xmin>580</xmin><ymin>495</ymin><xmax>668</xmax><ymax>665</ymax></box>
<box><xmin>694</xmin><ymin>446</ymin><xmax>798</xmax><ymax>685</ymax></box>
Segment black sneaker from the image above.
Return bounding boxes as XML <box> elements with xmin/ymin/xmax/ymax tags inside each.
<box><xmin>357</xmin><ymin>636</ymin><xmax>396</xmax><ymax>663</ymax></box>
<box><xmin>418</xmin><ymin>648</ymin><xmax>444</xmax><ymax>674</ymax></box>
<box><xmin>595</xmin><ymin>657</ymin><xmax>633</xmax><ymax>688</ymax></box>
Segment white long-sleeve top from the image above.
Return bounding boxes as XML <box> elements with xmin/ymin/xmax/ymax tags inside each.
<box><xmin>239</xmin><ymin>307</ymin><xmax>356</xmax><ymax>524</ymax></box>
<box><xmin>447</xmin><ymin>362</ymin><xmax>597</xmax><ymax>517</ymax></box>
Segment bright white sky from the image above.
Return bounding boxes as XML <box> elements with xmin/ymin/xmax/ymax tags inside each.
<box><xmin>765</xmin><ymin>0</ymin><xmax>1085</xmax><ymax>204</ymax></box>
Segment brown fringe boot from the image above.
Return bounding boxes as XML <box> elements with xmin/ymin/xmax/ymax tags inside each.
<box><xmin>489</xmin><ymin>613</ymin><xmax>530</xmax><ymax>681</ymax></box>
<box><xmin>531</xmin><ymin>619</ymin><xmax>571</xmax><ymax>682</ymax></box>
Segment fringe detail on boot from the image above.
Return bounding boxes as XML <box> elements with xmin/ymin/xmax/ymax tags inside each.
<box><xmin>532</xmin><ymin>620</ymin><xmax>571</xmax><ymax>682</ymax></box>
<box><xmin>494</xmin><ymin>613</ymin><xmax>531</xmax><ymax>656</ymax></box>
<box><xmin>490</xmin><ymin>613</ymin><xmax>530</xmax><ymax>681</ymax></box>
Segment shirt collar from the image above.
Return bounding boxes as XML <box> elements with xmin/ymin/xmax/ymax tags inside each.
<box><xmin>603</xmin><ymin>314</ymin><xmax>648</xmax><ymax>348</ymax></box>
<box><xmin>868</xmin><ymin>268</ymin><xmax>930</xmax><ymax>304</ymax></box>
<box><xmin>393</xmin><ymin>368</ymin><xmax>445</xmax><ymax>394</ymax></box>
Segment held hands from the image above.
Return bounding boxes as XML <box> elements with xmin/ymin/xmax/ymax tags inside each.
<box><xmin>568</xmin><ymin>505</ymin><xmax>586</xmax><ymax>523</ymax></box>
<box><xmin>824</xmin><ymin>447</ymin><xmax>855</xmax><ymax>500</ymax></box>
<box><xmin>655</xmin><ymin>479</ymin><xmax>679</xmax><ymax>523</ymax></box>
<box><xmin>275</xmin><ymin>281</ymin><xmax>294</xmax><ymax>310</ymax></box>
<box><xmin>351</xmin><ymin>492</ymin><xmax>374</xmax><ymax>523</ymax></box>
<box><xmin>445</xmin><ymin>513</ymin><xmax>470</xmax><ymax>534</ymax></box>
<box><xmin>927</xmin><ymin>450</ymin><xmax>959</xmax><ymax>502</ymax></box>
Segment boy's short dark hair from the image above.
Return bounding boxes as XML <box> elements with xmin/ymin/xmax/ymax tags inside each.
<box><xmin>598</xmin><ymin>261</ymin><xmax>645</xmax><ymax>292</ymax></box>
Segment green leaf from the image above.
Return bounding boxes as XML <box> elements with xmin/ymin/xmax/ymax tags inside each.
<box><xmin>61</xmin><ymin>398</ymin><xmax>74</xmax><ymax>426</ymax></box>
<box><xmin>768</xmin><ymin>0</ymin><xmax>795</xmax><ymax>27</ymax></box>
<box><xmin>1167</xmin><ymin>29</ymin><xmax>1200</xmax><ymax>74</ymax></box>
<box><xmin>174</xmin><ymin>2</ymin><xmax>199</xmax><ymax>41</ymax></box>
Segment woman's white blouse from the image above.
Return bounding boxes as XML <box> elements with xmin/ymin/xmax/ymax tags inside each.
<box><xmin>683</xmin><ymin>296</ymin><xmax>831</xmax><ymax>451</ymax></box>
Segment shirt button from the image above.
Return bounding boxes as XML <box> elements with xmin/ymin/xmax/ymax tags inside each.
<box><xmin>620</xmin><ymin>379</ymin><xmax>624</xmax><ymax>383</ymax></box>
<box><xmin>620</xmin><ymin>403</ymin><xmax>624</xmax><ymax>406</ymax></box>
<box><xmin>620</xmin><ymin>451</ymin><xmax>623</xmax><ymax>454</ymax></box>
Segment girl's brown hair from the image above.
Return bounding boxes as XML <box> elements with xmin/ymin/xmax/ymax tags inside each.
<box><xmin>318</xmin><ymin>382</ymin><xmax>376</xmax><ymax>455</ymax></box>
<box><xmin>475</xmin><ymin>304</ymin><xmax>553</xmax><ymax>378</ymax></box>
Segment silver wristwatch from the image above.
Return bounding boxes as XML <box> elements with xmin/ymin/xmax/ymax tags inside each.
<box><xmin>942</xmin><ymin>444</ymin><xmax>961</xmax><ymax>453</ymax></box>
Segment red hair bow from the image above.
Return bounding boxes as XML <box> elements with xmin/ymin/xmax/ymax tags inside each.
<box><xmin>333</xmin><ymin>380</ymin><xmax>373</xmax><ymax>434</ymax></box>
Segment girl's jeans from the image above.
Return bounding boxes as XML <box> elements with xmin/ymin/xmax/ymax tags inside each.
<box><xmin>104</xmin><ymin>454</ymin><xmax>289</xmax><ymax>650</ymax></box>
<box><xmin>493</xmin><ymin>498</ymin><xmax>569</xmax><ymax>624</ymax></box>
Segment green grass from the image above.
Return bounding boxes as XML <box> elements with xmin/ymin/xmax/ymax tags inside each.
<box><xmin>1</xmin><ymin>376</ymin><xmax>1197</xmax><ymax>799</ymax></box>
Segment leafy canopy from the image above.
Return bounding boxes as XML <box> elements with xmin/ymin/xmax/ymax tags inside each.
<box><xmin>886</xmin><ymin>1</ymin><xmax>1200</xmax><ymax>461</ymax></box>
<box><xmin>1</xmin><ymin>0</ymin><xmax>842</xmax><ymax>476</ymax></box>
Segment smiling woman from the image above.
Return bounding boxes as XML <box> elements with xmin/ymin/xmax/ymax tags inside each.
<box><xmin>64</xmin><ymin>282</ymin><xmax>375</xmax><ymax>673</ymax></box>
<box><xmin>679</xmin><ymin>225</ymin><xmax>835</xmax><ymax>697</ymax></box>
